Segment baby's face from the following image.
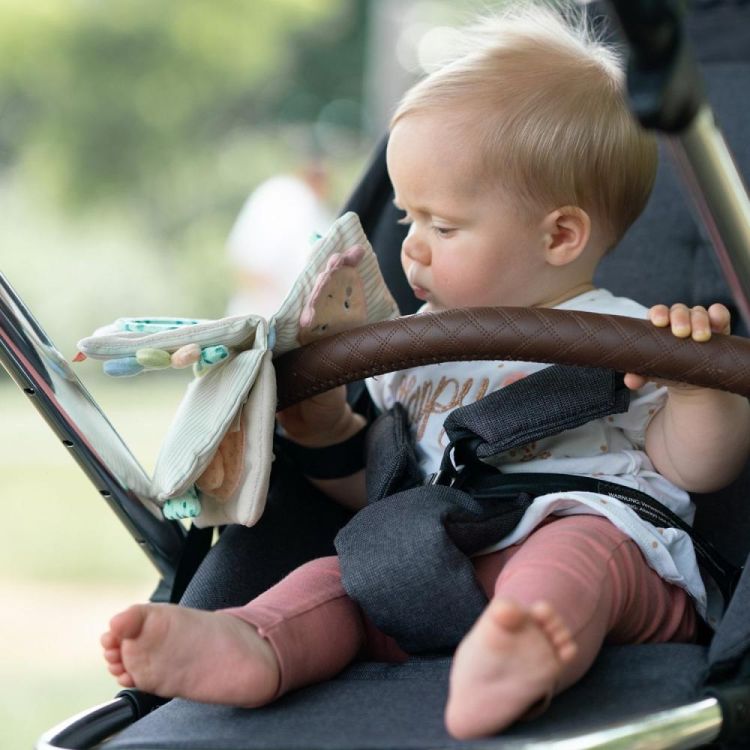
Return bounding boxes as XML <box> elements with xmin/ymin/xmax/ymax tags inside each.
<box><xmin>386</xmin><ymin>114</ymin><xmax>553</xmax><ymax>312</ymax></box>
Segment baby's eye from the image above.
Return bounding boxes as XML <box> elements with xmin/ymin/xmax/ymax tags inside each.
<box><xmin>432</xmin><ymin>225</ymin><xmax>456</xmax><ymax>238</ymax></box>
<box><xmin>396</xmin><ymin>210</ymin><xmax>412</xmax><ymax>226</ymax></box>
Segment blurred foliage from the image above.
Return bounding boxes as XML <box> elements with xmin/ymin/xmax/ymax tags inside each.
<box><xmin>0</xmin><ymin>0</ymin><xmax>373</xmax><ymax>351</ymax></box>
<box><xmin>0</xmin><ymin>0</ymin><xmax>367</xmax><ymax>242</ymax></box>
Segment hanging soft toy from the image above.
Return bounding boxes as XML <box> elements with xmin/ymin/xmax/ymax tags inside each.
<box><xmin>74</xmin><ymin>212</ymin><xmax>400</xmax><ymax>528</ymax></box>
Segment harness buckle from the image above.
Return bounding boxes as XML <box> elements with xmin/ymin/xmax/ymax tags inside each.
<box><xmin>426</xmin><ymin>468</ymin><xmax>456</xmax><ymax>487</ymax></box>
<box><xmin>426</xmin><ymin>443</ymin><xmax>465</xmax><ymax>487</ymax></box>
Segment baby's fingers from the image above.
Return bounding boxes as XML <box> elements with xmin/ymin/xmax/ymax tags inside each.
<box><xmin>659</xmin><ymin>303</ymin><xmax>697</xmax><ymax>339</ymax></box>
<box><xmin>623</xmin><ymin>372</ymin><xmax>647</xmax><ymax>390</ymax></box>
<box><xmin>707</xmin><ymin>302</ymin><xmax>731</xmax><ymax>335</ymax></box>
<box><xmin>648</xmin><ymin>303</ymin><xmax>724</xmax><ymax>342</ymax></box>
<box><xmin>648</xmin><ymin>304</ymin><xmax>671</xmax><ymax>329</ymax></box>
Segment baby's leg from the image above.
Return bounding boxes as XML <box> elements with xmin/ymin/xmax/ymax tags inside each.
<box><xmin>102</xmin><ymin>555</ymin><xmax>375</xmax><ymax>704</ymax></box>
<box><xmin>445</xmin><ymin>516</ymin><xmax>697</xmax><ymax>739</ymax></box>
<box><xmin>224</xmin><ymin>555</ymin><xmax>406</xmax><ymax>696</ymax></box>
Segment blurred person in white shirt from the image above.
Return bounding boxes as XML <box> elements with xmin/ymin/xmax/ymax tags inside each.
<box><xmin>226</xmin><ymin>159</ymin><xmax>333</xmax><ymax>318</ymax></box>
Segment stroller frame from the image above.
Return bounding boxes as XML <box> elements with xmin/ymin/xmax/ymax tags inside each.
<box><xmin>2</xmin><ymin>1</ymin><xmax>748</xmax><ymax>748</ymax></box>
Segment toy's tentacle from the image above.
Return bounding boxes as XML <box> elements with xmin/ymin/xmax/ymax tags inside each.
<box><xmin>103</xmin><ymin>357</ymin><xmax>144</xmax><ymax>377</ymax></box>
<box><xmin>163</xmin><ymin>490</ymin><xmax>202</xmax><ymax>520</ymax></box>
<box><xmin>136</xmin><ymin>348</ymin><xmax>172</xmax><ymax>369</ymax></box>
<box><xmin>171</xmin><ymin>344</ymin><xmax>201</xmax><ymax>368</ymax></box>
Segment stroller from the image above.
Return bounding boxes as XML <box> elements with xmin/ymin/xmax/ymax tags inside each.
<box><xmin>2</xmin><ymin>1</ymin><xmax>748</xmax><ymax>748</ymax></box>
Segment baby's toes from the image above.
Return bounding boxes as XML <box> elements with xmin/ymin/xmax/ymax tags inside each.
<box><xmin>108</xmin><ymin>604</ymin><xmax>149</xmax><ymax>641</ymax></box>
<box><xmin>107</xmin><ymin>660</ymin><xmax>126</xmax><ymax>677</ymax></box>
<box><xmin>102</xmin><ymin>631</ymin><xmax>127</xmax><ymax>672</ymax></box>
<box><xmin>529</xmin><ymin>602</ymin><xmax>577</xmax><ymax>663</ymax></box>
<box><xmin>103</xmin><ymin>646</ymin><xmax>123</xmax><ymax>667</ymax></box>
<box><xmin>528</xmin><ymin>600</ymin><xmax>558</xmax><ymax>628</ymax></box>
<box><xmin>486</xmin><ymin>598</ymin><xmax>528</xmax><ymax>633</ymax></box>
<box><xmin>116</xmin><ymin>671</ymin><xmax>136</xmax><ymax>688</ymax></box>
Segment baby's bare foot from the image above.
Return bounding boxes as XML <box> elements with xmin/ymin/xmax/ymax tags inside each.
<box><xmin>101</xmin><ymin>603</ymin><xmax>280</xmax><ymax>706</ymax></box>
<box><xmin>444</xmin><ymin>598</ymin><xmax>577</xmax><ymax>740</ymax></box>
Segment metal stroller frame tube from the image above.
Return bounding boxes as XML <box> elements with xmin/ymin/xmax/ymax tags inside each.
<box><xmin>669</xmin><ymin>106</ymin><xmax>750</xmax><ymax>330</ymax></box>
<box><xmin>35</xmin><ymin>695</ymin><xmax>723</xmax><ymax>750</ymax></box>
<box><xmin>526</xmin><ymin>698</ymin><xmax>722</xmax><ymax>749</ymax></box>
<box><xmin>36</xmin><ymin>698</ymin><xmax>138</xmax><ymax>750</ymax></box>
<box><xmin>605</xmin><ymin>0</ymin><xmax>750</xmax><ymax>329</ymax></box>
<box><xmin>0</xmin><ymin>272</ymin><xmax>187</xmax><ymax>586</ymax></box>
<box><xmin>36</xmin><ymin>690</ymin><xmax>166</xmax><ymax>750</ymax></box>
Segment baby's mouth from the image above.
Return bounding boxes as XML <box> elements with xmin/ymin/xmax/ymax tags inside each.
<box><xmin>407</xmin><ymin>265</ymin><xmax>429</xmax><ymax>299</ymax></box>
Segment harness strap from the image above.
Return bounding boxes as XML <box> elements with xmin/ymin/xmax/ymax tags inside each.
<box><xmin>443</xmin><ymin>365</ymin><xmax>630</xmax><ymax>462</ymax></box>
<box><xmin>439</xmin><ymin>363</ymin><xmax>739</xmax><ymax>604</ymax></box>
<box><xmin>444</xmin><ymin>466</ymin><xmax>741</xmax><ymax>606</ymax></box>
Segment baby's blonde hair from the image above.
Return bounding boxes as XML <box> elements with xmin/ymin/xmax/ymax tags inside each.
<box><xmin>391</xmin><ymin>2</ymin><xmax>657</xmax><ymax>248</ymax></box>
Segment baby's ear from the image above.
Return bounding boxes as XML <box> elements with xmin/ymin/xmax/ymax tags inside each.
<box><xmin>542</xmin><ymin>206</ymin><xmax>591</xmax><ymax>267</ymax></box>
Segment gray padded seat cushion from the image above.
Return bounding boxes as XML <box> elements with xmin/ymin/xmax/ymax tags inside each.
<box><xmin>103</xmin><ymin>644</ymin><xmax>707</xmax><ymax>749</ymax></box>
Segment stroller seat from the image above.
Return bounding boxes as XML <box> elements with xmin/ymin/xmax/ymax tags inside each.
<box><xmin>101</xmin><ymin>644</ymin><xmax>712</xmax><ymax>749</ymax></box>
<box><xmin>25</xmin><ymin>2</ymin><xmax>750</xmax><ymax>749</ymax></box>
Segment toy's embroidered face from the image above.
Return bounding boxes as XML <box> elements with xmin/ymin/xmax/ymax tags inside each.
<box><xmin>298</xmin><ymin>245</ymin><xmax>368</xmax><ymax>345</ymax></box>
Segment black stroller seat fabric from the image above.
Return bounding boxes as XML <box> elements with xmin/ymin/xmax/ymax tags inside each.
<box><xmin>93</xmin><ymin>4</ymin><xmax>750</xmax><ymax>749</ymax></box>
<box><xmin>104</xmin><ymin>646</ymin><xmax>711</xmax><ymax>750</ymax></box>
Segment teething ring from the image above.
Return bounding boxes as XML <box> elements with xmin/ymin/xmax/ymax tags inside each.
<box><xmin>274</xmin><ymin>307</ymin><xmax>750</xmax><ymax>410</ymax></box>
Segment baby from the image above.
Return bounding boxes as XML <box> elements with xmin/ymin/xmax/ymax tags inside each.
<box><xmin>102</xmin><ymin>3</ymin><xmax>750</xmax><ymax>739</ymax></box>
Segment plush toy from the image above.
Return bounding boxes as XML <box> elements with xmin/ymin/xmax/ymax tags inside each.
<box><xmin>75</xmin><ymin>212</ymin><xmax>399</xmax><ymax>527</ymax></box>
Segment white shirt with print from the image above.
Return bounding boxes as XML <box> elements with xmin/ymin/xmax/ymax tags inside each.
<box><xmin>366</xmin><ymin>289</ymin><xmax>715</xmax><ymax>623</ymax></box>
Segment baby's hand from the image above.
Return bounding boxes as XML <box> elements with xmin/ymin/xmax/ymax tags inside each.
<box><xmin>624</xmin><ymin>303</ymin><xmax>731</xmax><ymax>391</ymax></box>
<box><xmin>276</xmin><ymin>385</ymin><xmax>365</xmax><ymax>447</ymax></box>
<box><xmin>647</xmin><ymin>302</ymin><xmax>730</xmax><ymax>341</ymax></box>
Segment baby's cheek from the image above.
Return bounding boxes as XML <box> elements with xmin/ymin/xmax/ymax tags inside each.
<box><xmin>433</xmin><ymin>270</ymin><xmax>475</xmax><ymax>307</ymax></box>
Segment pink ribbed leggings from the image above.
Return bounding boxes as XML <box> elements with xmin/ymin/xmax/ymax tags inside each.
<box><xmin>223</xmin><ymin>515</ymin><xmax>698</xmax><ymax>698</ymax></box>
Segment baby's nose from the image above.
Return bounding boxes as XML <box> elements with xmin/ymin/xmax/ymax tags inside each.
<box><xmin>402</xmin><ymin>228</ymin><xmax>430</xmax><ymax>264</ymax></box>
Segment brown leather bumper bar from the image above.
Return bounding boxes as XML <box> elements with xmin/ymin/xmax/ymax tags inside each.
<box><xmin>274</xmin><ymin>307</ymin><xmax>750</xmax><ymax>410</ymax></box>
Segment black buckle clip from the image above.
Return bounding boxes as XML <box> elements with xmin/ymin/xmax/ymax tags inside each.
<box><xmin>426</xmin><ymin>443</ymin><xmax>464</xmax><ymax>487</ymax></box>
<box><xmin>426</xmin><ymin>468</ymin><xmax>458</xmax><ymax>487</ymax></box>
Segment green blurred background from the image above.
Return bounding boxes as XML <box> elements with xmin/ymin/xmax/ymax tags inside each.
<box><xmin>0</xmin><ymin>0</ymin><xmax>499</xmax><ymax>746</ymax></box>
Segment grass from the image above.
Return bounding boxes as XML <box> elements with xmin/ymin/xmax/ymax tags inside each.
<box><xmin>0</xmin><ymin>579</ymin><xmax>153</xmax><ymax>750</ymax></box>
<box><xmin>0</xmin><ymin>376</ymin><xmax>187</xmax><ymax>748</ymax></box>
